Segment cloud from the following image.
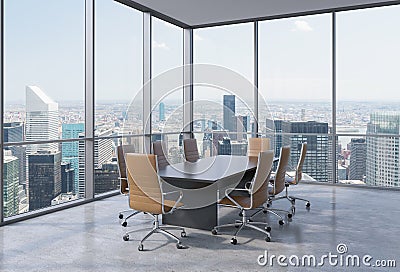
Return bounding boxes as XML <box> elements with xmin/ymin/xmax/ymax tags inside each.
<box><xmin>152</xmin><ymin>40</ymin><xmax>169</xmax><ymax>50</ymax></box>
<box><xmin>194</xmin><ymin>33</ymin><xmax>203</xmax><ymax>41</ymax></box>
<box><xmin>293</xmin><ymin>20</ymin><xmax>313</xmax><ymax>32</ymax></box>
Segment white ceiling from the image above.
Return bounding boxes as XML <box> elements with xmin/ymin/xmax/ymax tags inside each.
<box><xmin>116</xmin><ymin>0</ymin><xmax>399</xmax><ymax>28</ymax></box>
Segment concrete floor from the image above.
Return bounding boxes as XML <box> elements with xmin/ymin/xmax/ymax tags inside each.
<box><xmin>1</xmin><ymin>183</ymin><xmax>399</xmax><ymax>272</ymax></box>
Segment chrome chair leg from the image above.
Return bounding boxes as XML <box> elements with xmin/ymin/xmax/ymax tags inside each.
<box><xmin>212</xmin><ymin>210</ymin><xmax>272</xmax><ymax>244</ymax></box>
<box><xmin>125</xmin><ymin>214</ymin><xmax>187</xmax><ymax>251</ymax></box>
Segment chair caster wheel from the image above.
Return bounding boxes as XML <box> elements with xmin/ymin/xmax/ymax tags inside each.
<box><xmin>138</xmin><ymin>244</ymin><xmax>144</xmax><ymax>251</ymax></box>
<box><xmin>211</xmin><ymin>229</ymin><xmax>218</xmax><ymax>235</ymax></box>
<box><xmin>230</xmin><ymin>238</ymin><xmax>237</xmax><ymax>245</ymax></box>
<box><xmin>235</xmin><ymin>224</ymin><xmax>240</xmax><ymax>228</ymax></box>
<box><xmin>279</xmin><ymin>220</ymin><xmax>284</xmax><ymax>225</ymax></box>
<box><xmin>176</xmin><ymin>243</ymin><xmax>185</xmax><ymax>249</ymax></box>
<box><xmin>262</xmin><ymin>209</ymin><xmax>267</xmax><ymax>214</ymax></box>
<box><xmin>265</xmin><ymin>226</ymin><xmax>271</xmax><ymax>232</ymax></box>
<box><xmin>119</xmin><ymin>214</ymin><xmax>123</xmax><ymax>219</ymax></box>
<box><xmin>181</xmin><ymin>231</ymin><xmax>187</xmax><ymax>237</ymax></box>
<box><xmin>122</xmin><ymin>221</ymin><xmax>127</xmax><ymax>227</ymax></box>
<box><xmin>306</xmin><ymin>202</ymin><xmax>311</xmax><ymax>208</ymax></box>
<box><xmin>265</xmin><ymin>236</ymin><xmax>271</xmax><ymax>242</ymax></box>
<box><xmin>239</xmin><ymin>212</ymin><xmax>243</xmax><ymax>217</ymax></box>
<box><xmin>288</xmin><ymin>213</ymin><xmax>293</xmax><ymax>219</ymax></box>
<box><xmin>123</xmin><ymin>234</ymin><xmax>129</xmax><ymax>241</ymax></box>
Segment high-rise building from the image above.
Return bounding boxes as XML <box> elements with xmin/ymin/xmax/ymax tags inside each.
<box><xmin>266</xmin><ymin>119</ymin><xmax>282</xmax><ymax>157</ymax></box>
<box><xmin>349</xmin><ymin>138</ymin><xmax>367</xmax><ymax>181</ymax></box>
<box><xmin>366</xmin><ymin>112</ymin><xmax>400</xmax><ymax>187</ymax></box>
<box><xmin>236</xmin><ymin>115</ymin><xmax>249</xmax><ymax>141</ymax></box>
<box><xmin>61</xmin><ymin>162</ymin><xmax>74</xmax><ymax>193</ymax></box>
<box><xmin>61</xmin><ymin>123</ymin><xmax>84</xmax><ymax>193</ymax></box>
<box><xmin>78</xmin><ymin>129</ymin><xmax>114</xmax><ymax>197</ymax></box>
<box><xmin>28</xmin><ymin>151</ymin><xmax>61</xmax><ymax>211</ymax></box>
<box><xmin>223</xmin><ymin>95</ymin><xmax>236</xmax><ymax>132</ymax></box>
<box><xmin>3</xmin><ymin>150</ymin><xmax>20</xmax><ymax>217</ymax></box>
<box><xmin>25</xmin><ymin>86</ymin><xmax>59</xmax><ymax>153</ymax></box>
<box><xmin>4</xmin><ymin>122</ymin><xmax>26</xmax><ymax>185</ymax></box>
<box><xmin>159</xmin><ymin>102</ymin><xmax>165</xmax><ymax>121</ymax></box>
<box><xmin>217</xmin><ymin>137</ymin><xmax>247</xmax><ymax>156</ymax></box>
<box><xmin>218</xmin><ymin>137</ymin><xmax>232</xmax><ymax>155</ymax></box>
<box><xmin>94</xmin><ymin>160</ymin><xmax>119</xmax><ymax>194</ymax></box>
<box><xmin>282</xmin><ymin>121</ymin><xmax>330</xmax><ymax>182</ymax></box>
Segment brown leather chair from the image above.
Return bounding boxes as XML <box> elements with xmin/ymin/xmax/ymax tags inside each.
<box><xmin>263</xmin><ymin>146</ymin><xmax>293</xmax><ymax>224</ymax></box>
<box><xmin>212</xmin><ymin>151</ymin><xmax>274</xmax><ymax>245</ymax></box>
<box><xmin>183</xmin><ymin>138</ymin><xmax>199</xmax><ymax>163</ymax></box>
<box><xmin>153</xmin><ymin>141</ymin><xmax>169</xmax><ymax>168</ymax></box>
<box><xmin>122</xmin><ymin>153</ymin><xmax>187</xmax><ymax>251</ymax></box>
<box><xmin>248</xmin><ymin>138</ymin><xmax>270</xmax><ymax>161</ymax></box>
<box><xmin>276</xmin><ymin>143</ymin><xmax>310</xmax><ymax>211</ymax></box>
<box><xmin>116</xmin><ymin>145</ymin><xmax>141</xmax><ymax>227</ymax></box>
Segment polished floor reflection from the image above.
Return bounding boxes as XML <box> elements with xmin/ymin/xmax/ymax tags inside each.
<box><xmin>1</xmin><ymin>183</ymin><xmax>399</xmax><ymax>271</ymax></box>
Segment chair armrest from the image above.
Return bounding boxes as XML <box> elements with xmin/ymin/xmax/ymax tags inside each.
<box><xmin>224</xmin><ymin>188</ymin><xmax>251</xmax><ymax>208</ymax></box>
<box><xmin>286</xmin><ymin>172</ymin><xmax>294</xmax><ymax>178</ymax></box>
<box><xmin>162</xmin><ymin>190</ymin><xmax>183</xmax><ymax>214</ymax></box>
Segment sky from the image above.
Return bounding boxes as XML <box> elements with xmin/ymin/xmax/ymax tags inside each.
<box><xmin>3</xmin><ymin>1</ymin><xmax>400</xmax><ymax>104</ymax></box>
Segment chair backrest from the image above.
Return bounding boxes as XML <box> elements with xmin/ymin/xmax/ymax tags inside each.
<box><xmin>248</xmin><ymin>138</ymin><xmax>270</xmax><ymax>158</ymax></box>
<box><xmin>125</xmin><ymin>153</ymin><xmax>163</xmax><ymax>213</ymax></box>
<box><xmin>116</xmin><ymin>145</ymin><xmax>135</xmax><ymax>194</ymax></box>
<box><xmin>294</xmin><ymin>143</ymin><xmax>307</xmax><ymax>184</ymax></box>
<box><xmin>183</xmin><ymin>138</ymin><xmax>199</xmax><ymax>163</ymax></box>
<box><xmin>249</xmin><ymin>151</ymin><xmax>274</xmax><ymax>208</ymax></box>
<box><xmin>153</xmin><ymin>141</ymin><xmax>169</xmax><ymax>168</ymax></box>
<box><xmin>251</xmin><ymin>150</ymin><xmax>274</xmax><ymax>193</ymax></box>
<box><xmin>272</xmin><ymin>146</ymin><xmax>291</xmax><ymax>195</ymax></box>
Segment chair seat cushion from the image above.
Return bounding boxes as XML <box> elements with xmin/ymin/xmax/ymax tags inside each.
<box><xmin>219</xmin><ymin>196</ymin><xmax>251</xmax><ymax>208</ymax></box>
<box><xmin>130</xmin><ymin>197</ymin><xmax>183</xmax><ymax>215</ymax></box>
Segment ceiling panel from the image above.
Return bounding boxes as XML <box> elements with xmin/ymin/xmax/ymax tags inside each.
<box><xmin>116</xmin><ymin>0</ymin><xmax>399</xmax><ymax>28</ymax></box>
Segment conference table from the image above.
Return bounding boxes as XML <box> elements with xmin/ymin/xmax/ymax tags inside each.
<box><xmin>158</xmin><ymin>155</ymin><xmax>257</xmax><ymax>230</ymax></box>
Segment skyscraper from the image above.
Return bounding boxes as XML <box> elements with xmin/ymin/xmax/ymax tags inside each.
<box><xmin>282</xmin><ymin>121</ymin><xmax>330</xmax><ymax>182</ymax></box>
<box><xmin>61</xmin><ymin>162</ymin><xmax>74</xmax><ymax>193</ymax></box>
<box><xmin>366</xmin><ymin>112</ymin><xmax>400</xmax><ymax>187</ymax></box>
<box><xmin>4</xmin><ymin>122</ymin><xmax>26</xmax><ymax>186</ymax></box>
<box><xmin>28</xmin><ymin>151</ymin><xmax>61</xmax><ymax>211</ymax></box>
<box><xmin>266</xmin><ymin>119</ymin><xmax>282</xmax><ymax>157</ymax></box>
<box><xmin>3</xmin><ymin>150</ymin><xmax>20</xmax><ymax>217</ymax></box>
<box><xmin>349</xmin><ymin>138</ymin><xmax>367</xmax><ymax>181</ymax></box>
<box><xmin>78</xmin><ymin>129</ymin><xmax>114</xmax><ymax>197</ymax></box>
<box><xmin>159</xmin><ymin>102</ymin><xmax>165</xmax><ymax>121</ymax></box>
<box><xmin>61</xmin><ymin>123</ymin><xmax>84</xmax><ymax>193</ymax></box>
<box><xmin>25</xmin><ymin>86</ymin><xmax>59</xmax><ymax>153</ymax></box>
<box><xmin>223</xmin><ymin>95</ymin><xmax>236</xmax><ymax>132</ymax></box>
<box><xmin>94</xmin><ymin>160</ymin><xmax>119</xmax><ymax>194</ymax></box>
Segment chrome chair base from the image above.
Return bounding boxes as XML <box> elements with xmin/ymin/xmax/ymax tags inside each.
<box><xmin>123</xmin><ymin>214</ymin><xmax>187</xmax><ymax>251</ymax></box>
<box><xmin>270</xmin><ymin>185</ymin><xmax>311</xmax><ymax>213</ymax></box>
<box><xmin>118</xmin><ymin>210</ymin><xmax>141</xmax><ymax>227</ymax></box>
<box><xmin>249</xmin><ymin>206</ymin><xmax>291</xmax><ymax>225</ymax></box>
<box><xmin>212</xmin><ymin>210</ymin><xmax>271</xmax><ymax>245</ymax></box>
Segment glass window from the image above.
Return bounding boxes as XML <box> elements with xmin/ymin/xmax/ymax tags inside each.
<box><xmin>94</xmin><ymin>0</ymin><xmax>142</xmax><ymax>194</ymax></box>
<box><xmin>151</xmin><ymin>18</ymin><xmax>183</xmax><ymax>134</ymax></box>
<box><xmin>3</xmin><ymin>0</ymin><xmax>85</xmax><ymax>217</ymax></box>
<box><xmin>259</xmin><ymin>15</ymin><xmax>332</xmax><ymax>181</ymax></box>
<box><xmin>337</xmin><ymin>6</ymin><xmax>400</xmax><ymax>187</ymax></box>
<box><xmin>194</xmin><ymin>23</ymin><xmax>254</xmax><ymax>157</ymax></box>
